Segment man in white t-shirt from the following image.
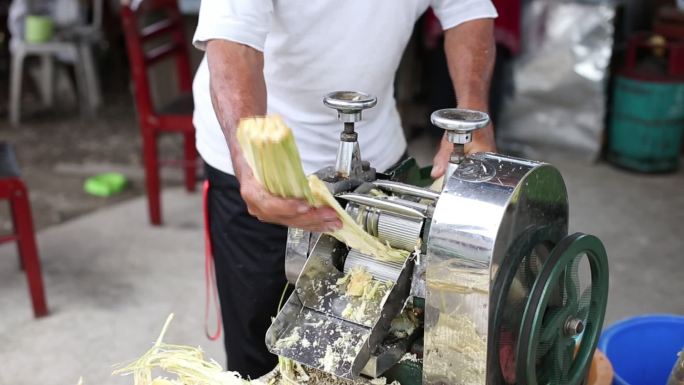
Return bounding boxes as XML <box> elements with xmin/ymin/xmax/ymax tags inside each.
<box><xmin>193</xmin><ymin>1</ymin><xmax>498</xmax><ymax>378</ymax></box>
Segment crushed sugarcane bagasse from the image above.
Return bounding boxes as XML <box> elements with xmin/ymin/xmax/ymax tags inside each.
<box><xmin>275</xmin><ymin>327</ymin><xmax>301</xmax><ymax>350</ymax></box>
<box><xmin>111</xmin><ymin>314</ymin><xmax>397</xmax><ymax>385</ymax></box>
<box><xmin>336</xmin><ymin>267</ymin><xmax>394</xmax><ymax>326</ymax></box>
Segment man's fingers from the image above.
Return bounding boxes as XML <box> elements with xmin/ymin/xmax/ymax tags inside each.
<box><xmin>297</xmin><ymin>219</ymin><xmax>342</xmax><ymax>233</ymax></box>
<box><xmin>310</xmin><ymin>207</ymin><xmax>338</xmax><ymax>221</ymax></box>
<box><xmin>286</xmin><ymin>209</ymin><xmax>342</xmax><ymax>231</ymax></box>
<box><xmin>240</xmin><ymin>181</ymin><xmax>343</xmax><ymax>229</ymax></box>
<box><xmin>431</xmin><ymin>135</ymin><xmax>456</xmax><ymax>179</ymax></box>
<box><xmin>431</xmin><ymin>149</ymin><xmax>449</xmax><ymax>178</ymax></box>
<box><xmin>431</xmin><ymin>161</ymin><xmax>445</xmax><ymax>178</ymax></box>
<box><xmin>259</xmin><ymin>195</ymin><xmax>312</xmax><ymax>218</ymax></box>
<box><xmin>241</xmin><ymin>181</ymin><xmax>308</xmax><ymax>218</ymax></box>
<box><xmin>270</xmin><ymin>208</ymin><xmax>342</xmax><ymax>230</ymax></box>
<box><xmin>305</xmin><ymin>223</ymin><xmax>340</xmax><ymax>233</ymax></box>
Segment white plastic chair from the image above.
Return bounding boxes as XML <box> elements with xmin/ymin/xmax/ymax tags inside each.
<box><xmin>8</xmin><ymin>0</ymin><xmax>104</xmax><ymax>125</ymax></box>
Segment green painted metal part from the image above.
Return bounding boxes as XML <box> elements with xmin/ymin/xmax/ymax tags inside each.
<box><xmin>383</xmin><ymin>358</ymin><xmax>423</xmax><ymax>385</ymax></box>
<box><xmin>383</xmin><ymin>158</ymin><xmax>434</xmax><ymax>187</ymax></box>
<box><xmin>609</xmin><ymin>75</ymin><xmax>684</xmax><ymax>173</ymax></box>
<box><xmin>489</xmin><ymin>225</ymin><xmax>566</xmax><ymax>384</ymax></box>
<box><xmin>516</xmin><ymin>233</ymin><xmax>609</xmax><ymax>385</ymax></box>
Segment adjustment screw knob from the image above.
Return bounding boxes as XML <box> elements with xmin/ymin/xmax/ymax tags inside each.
<box><xmin>324</xmin><ymin>91</ymin><xmax>377</xmax><ymax>123</ymax></box>
<box><xmin>430</xmin><ymin>108</ymin><xmax>490</xmax><ymax>145</ymax></box>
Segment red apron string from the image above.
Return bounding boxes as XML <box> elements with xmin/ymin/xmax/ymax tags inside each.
<box><xmin>203</xmin><ymin>180</ymin><xmax>222</xmax><ymax>341</ymax></box>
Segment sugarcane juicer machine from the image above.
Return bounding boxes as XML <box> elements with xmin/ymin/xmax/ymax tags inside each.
<box><xmin>266</xmin><ymin>91</ymin><xmax>610</xmax><ymax>385</ymax></box>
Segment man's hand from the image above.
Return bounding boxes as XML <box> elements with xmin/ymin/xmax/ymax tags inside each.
<box><xmin>239</xmin><ymin>172</ymin><xmax>342</xmax><ymax>232</ymax></box>
<box><xmin>431</xmin><ymin>123</ymin><xmax>497</xmax><ymax>178</ymax></box>
<box><xmin>207</xmin><ymin>40</ymin><xmax>339</xmax><ymax>231</ymax></box>
<box><xmin>431</xmin><ymin>18</ymin><xmax>497</xmax><ymax>179</ymax></box>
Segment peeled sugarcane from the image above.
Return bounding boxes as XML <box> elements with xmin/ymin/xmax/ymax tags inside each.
<box><xmin>430</xmin><ymin>175</ymin><xmax>444</xmax><ymax>191</ymax></box>
<box><xmin>237</xmin><ymin>116</ymin><xmax>409</xmax><ymax>263</ymax></box>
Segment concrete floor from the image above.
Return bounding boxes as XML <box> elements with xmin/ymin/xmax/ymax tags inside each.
<box><xmin>0</xmin><ymin>188</ymin><xmax>223</xmax><ymax>385</ymax></box>
<box><xmin>0</xmin><ymin>95</ymin><xmax>187</xmax><ymax>231</ymax></box>
<box><xmin>0</xmin><ymin>147</ymin><xmax>683</xmax><ymax>384</ymax></box>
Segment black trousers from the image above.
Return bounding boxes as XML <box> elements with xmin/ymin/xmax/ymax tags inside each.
<box><xmin>205</xmin><ymin>164</ymin><xmax>288</xmax><ymax>379</ymax></box>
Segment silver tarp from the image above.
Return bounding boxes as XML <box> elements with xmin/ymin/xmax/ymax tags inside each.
<box><xmin>497</xmin><ymin>0</ymin><xmax>616</xmax><ymax>161</ymax></box>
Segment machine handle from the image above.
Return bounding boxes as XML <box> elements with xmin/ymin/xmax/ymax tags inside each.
<box><xmin>337</xmin><ymin>193</ymin><xmax>425</xmax><ymax>219</ymax></box>
<box><xmin>430</xmin><ymin>108</ymin><xmax>490</xmax><ymax>145</ymax></box>
<box><xmin>373</xmin><ymin>180</ymin><xmax>440</xmax><ymax>200</ymax></box>
<box><xmin>324</xmin><ymin>91</ymin><xmax>377</xmax><ymax>123</ymax></box>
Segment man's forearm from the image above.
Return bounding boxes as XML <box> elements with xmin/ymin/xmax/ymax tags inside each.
<box><xmin>444</xmin><ymin>18</ymin><xmax>496</xmax><ymax>150</ymax></box>
<box><xmin>206</xmin><ymin>40</ymin><xmax>266</xmax><ymax>179</ymax></box>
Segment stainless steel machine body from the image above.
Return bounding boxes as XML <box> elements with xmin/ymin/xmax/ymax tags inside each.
<box><xmin>266</xmin><ymin>91</ymin><xmax>608</xmax><ymax>385</ymax></box>
<box><xmin>423</xmin><ymin>155</ymin><xmax>568</xmax><ymax>385</ymax></box>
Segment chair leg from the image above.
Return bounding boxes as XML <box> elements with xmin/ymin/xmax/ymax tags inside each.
<box><xmin>70</xmin><ymin>45</ymin><xmax>94</xmax><ymax>118</ymax></box>
<box><xmin>183</xmin><ymin>131</ymin><xmax>197</xmax><ymax>193</ymax></box>
<box><xmin>142</xmin><ymin>131</ymin><xmax>162</xmax><ymax>225</ymax></box>
<box><xmin>17</xmin><ymin>240</ymin><xmax>25</xmax><ymax>271</ymax></box>
<box><xmin>10</xmin><ymin>180</ymin><xmax>48</xmax><ymax>318</ymax></box>
<box><xmin>79</xmin><ymin>43</ymin><xmax>101</xmax><ymax>110</ymax></box>
<box><xmin>40</xmin><ymin>54</ymin><xmax>54</xmax><ymax>108</ymax></box>
<box><xmin>9</xmin><ymin>50</ymin><xmax>25</xmax><ymax>125</ymax></box>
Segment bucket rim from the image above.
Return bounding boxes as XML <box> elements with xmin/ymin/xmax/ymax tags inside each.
<box><xmin>599</xmin><ymin>314</ymin><xmax>684</xmax><ymax>385</ymax></box>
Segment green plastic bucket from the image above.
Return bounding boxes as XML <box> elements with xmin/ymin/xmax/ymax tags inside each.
<box><xmin>608</xmin><ymin>75</ymin><xmax>684</xmax><ymax>172</ymax></box>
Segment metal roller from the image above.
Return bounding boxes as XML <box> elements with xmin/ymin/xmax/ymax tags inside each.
<box><xmin>343</xmin><ymin>249</ymin><xmax>404</xmax><ymax>282</ymax></box>
<box><xmin>372</xmin><ymin>180</ymin><xmax>440</xmax><ymax>201</ymax></box>
<box><xmin>377</xmin><ymin>213</ymin><xmax>422</xmax><ymax>251</ymax></box>
<box><xmin>346</xmin><ymin>203</ymin><xmax>423</xmax><ymax>251</ymax></box>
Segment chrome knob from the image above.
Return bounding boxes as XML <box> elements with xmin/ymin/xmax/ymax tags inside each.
<box><xmin>431</xmin><ymin>108</ymin><xmax>489</xmax><ymax>145</ymax></box>
<box><xmin>324</xmin><ymin>91</ymin><xmax>377</xmax><ymax>123</ymax></box>
<box><xmin>431</xmin><ymin>108</ymin><xmax>490</xmax><ymax>165</ymax></box>
<box><xmin>324</xmin><ymin>91</ymin><xmax>377</xmax><ymax>179</ymax></box>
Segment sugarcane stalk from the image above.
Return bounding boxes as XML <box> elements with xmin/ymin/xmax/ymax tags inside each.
<box><xmin>236</xmin><ymin>115</ymin><xmax>409</xmax><ymax>263</ymax></box>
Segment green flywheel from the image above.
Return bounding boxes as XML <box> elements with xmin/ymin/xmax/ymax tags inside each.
<box><xmin>516</xmin><ymin>233</ymin><xmax>609</xmax><ymax>385</ymax></box>
<box><xmin>489</xmin><ymin>225</ymin><xmax>566</xmax><ymax>384</ymax></box>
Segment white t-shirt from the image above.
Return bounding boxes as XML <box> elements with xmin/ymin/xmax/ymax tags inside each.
<box><xmin>193</xmin><ymin>0</ymin><xmax>497</xmax><ymax>175</ymax></box>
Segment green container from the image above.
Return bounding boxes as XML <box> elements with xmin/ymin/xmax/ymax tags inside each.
<box><xmin>24</xmin><ymin>15</ymin><xmax>54</xmax><ymax>43</ymax></box>
<box><xmin>609</xmin><ymin>75</ymin><xmax>684</xmax><ymax>172</ymax></box>
<box><xmin>84</xmin><ymin>173</ymin><xmax>128</xmax><ymax>197</ymax></box>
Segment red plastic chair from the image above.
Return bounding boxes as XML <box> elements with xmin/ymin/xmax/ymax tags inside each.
<box><xmin>121</xmin><ymin>0</ymin><xmax>197</xmax><ymax>225</ymax></box>
<box><xmin>0</xmin><ymin>142</ymin><xmax>48</xmax><ymax>318</ymax></box>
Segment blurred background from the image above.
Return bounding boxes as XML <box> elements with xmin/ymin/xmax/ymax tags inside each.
<box><xmin>0</xmin><ymin>0</ymin><xmax>682</xmax><ymax>384</ymax></box>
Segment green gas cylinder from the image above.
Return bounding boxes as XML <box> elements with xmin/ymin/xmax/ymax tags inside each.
<box><xmin>608</xmin><ymin>34</ymin><xmax>684</xmax><ymax>173</ymax></box>
<box><xmin>608</xmin><ymin>76</ymin><xmax>684</xmax><ymax>172</ymax></box>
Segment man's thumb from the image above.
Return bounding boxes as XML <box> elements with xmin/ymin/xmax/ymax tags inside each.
<box><xmin>431</xmin><ymin>161</ymin><xmax>444</xmax><ymax>178</ymax></box>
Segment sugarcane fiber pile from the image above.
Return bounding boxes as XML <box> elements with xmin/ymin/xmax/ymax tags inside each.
<box><xmin>236</xmin><ymin>116</ymin><xmax>409</xmax><ymax>263</ymax></box>
<box><xmin>336</xmin><ymin>267</ymin><xmax>394</xmax><ymax>326</ymax></box>
<box><xmin>111</xmin><ymin>315</ymin><xmax>397</xmax><ymax>385</ymax></box>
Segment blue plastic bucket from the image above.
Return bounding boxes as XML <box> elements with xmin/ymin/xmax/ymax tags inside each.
<box><xmin>598</xmin><ymin>314</ymin><xmax>684</xmax><ymax>385</ymax></box>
